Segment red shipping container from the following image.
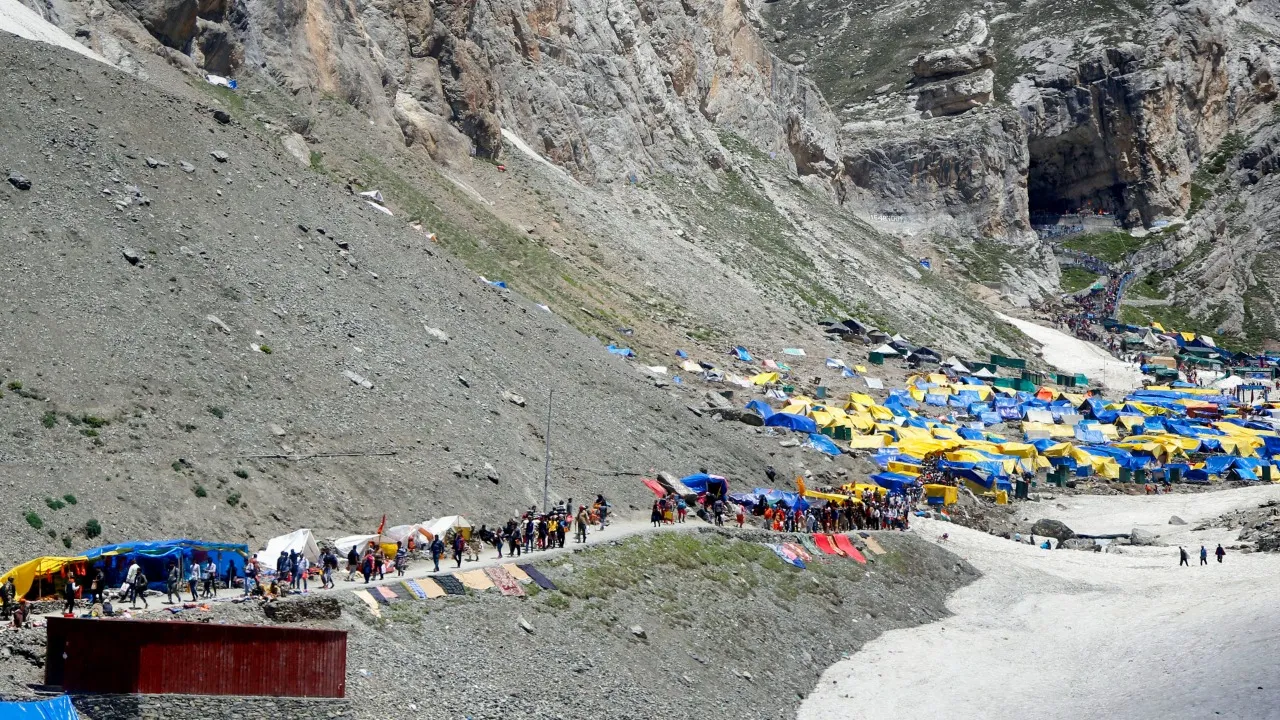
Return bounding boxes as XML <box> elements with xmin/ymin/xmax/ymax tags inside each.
<box><xmin>46</xmin><ymin>617</ymin><xmax>346</xmax><ymax>698</ymax></box>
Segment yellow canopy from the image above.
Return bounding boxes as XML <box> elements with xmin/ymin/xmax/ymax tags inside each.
<box><xmin>752</xmin><ymin>372</ymin><xmax>781</xmax><ymax>386</ymax></box>
<box><xmin>848</xmin><ymin>434</ymin><xmax>889</xmax><ymax>449</ymax></box>
<box><xmin>847</xmin><ymin>392</ymin><xmax>877</xmax><ymax>407</ymax></box>
<box><xmin>0</xmin><ymin>555</ymin><xmax>88</xmax><ymax>599</ymax></box>
<box><xmin>923</xmin><ymin>484</ymin><xmax>958</xmax><ymax>505</ymax></box>
<box><xmin>803</xmin><ymin>489</ymin><xmax>862</xmax><ymax>505</ymax></box>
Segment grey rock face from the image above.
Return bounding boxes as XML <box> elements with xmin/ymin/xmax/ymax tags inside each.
<box><xmin>912</xmin><ymin>46</ymin><xmax>995</xmax><ymax>79</ymax></box>
<box><xmin>916</xmin><ymin>69</ymin><xmax>994</xmax><ymax>116</ymax></box>
<box><xmin>116</xmin><ymin>0</ymin><xmax>198</xmax><ymax>49</ymax></box>
<box><xmin>1030</xmin><ymin>518</ymin><xmax>1075</xmax><ymax>544</ymax></box>
<box><xmin>1130</xmin><ymin>528</ymin><xmax>1158</xmax><ymax>546</ymax></box>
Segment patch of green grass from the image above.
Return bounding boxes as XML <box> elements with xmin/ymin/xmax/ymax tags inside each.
<box><xmin>81</xmin><ymin>415</ymin><xmax>109</xmax><ymax>429</ymax></box>
<box><xmin>207</xmin><ymin>406</ymin><xmax>226</xmax><ymax>419</ymax></box>
<box><xmin>85</xmin><ymin>519</ymin><xmax>102</xmax><ymax>539</ymax></box>
<box><xmin>233</xmin><ymin>468</ymin><xmax>249</xmax><ymax>479</ymax></box>
<box><xmin>310</xmin><ymin>150</ymin><xmax>324</xmax><ymax>171</ymax></box>
<box><xmin>41</xmin><ymin>412</ymin><xmax>58</xmax><ymax>429</ymax></box>
<box><xmin>45</xmin><ymin>497</ymin><xmax>65</xmax><ymax>511</ymax></box>
<box><xmin>63</xmin><ymin>494</ymin><xmax>77</xmax><ymax>505</ymax></box>
<box><xmin>80</xmin><ymin>428</ymin><xmax>98</xmax><ymax>438</ymax></box>
<box><xmin>1063</xmin><ymin>231</ymin><xmax>1148</xmax><ymax>263</ymax></box>
<box><xmin>259</xmin><ymin>345</ymin><xmax>273</xmax><ymax>355</ymax></box>
<box><xmin>1128</xmin><ymin>275</ymin><xmax>1168</xmax><ymax>300</ymax></box>
<box><xmin>62</xmin><ymin>536</ymin><xmax>72</xmax><ymax>549</ymax></box>
<box><xmin>193</xmin><ymin>484</ymin><xmax>208</xmax><ymax>498</ymax></box>
<box><xmin>172</xmin><ymin>460</ymin><xmax>184</xmax><ymax>472</ymax></box>
<box><xmin>7</xmin><ymin>380</ymin><xmax>22</xmax><ymax>391</ymax></box>
<box><xmin>1059</xmin><ymin>268</ymin><xmax>1100</xmax><ymax>293</ymax></box>
<box><xmin>226</xmin><ymin>492</ymin><xmax>242</xmax><ymax>507</ymax></box>
<box><xmin>24</xmin><ymin>511</ymin><xmax>42</xmax><ymax>530</ymax></box>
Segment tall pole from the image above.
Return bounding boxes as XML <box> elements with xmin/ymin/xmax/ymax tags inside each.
<box><xmin>543</xmin><ymin>388</ymin><xmax>553</xmax><ymax>514</ymax></box>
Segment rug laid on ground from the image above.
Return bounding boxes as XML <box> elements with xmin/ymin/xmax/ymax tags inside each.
<box><xmin>433</xmin><ymin>574</ymin><xmax>466</xmax><ymax>595</ymax></box>
<box><xmin>352</xmin><ymin>589</ymin><xmax>382</xmax><ymax>616</ymax></box>
<box><xmin>518</xmin><ymin>564</ymin><xmax>557</xmax><ymax>590</ymax></box>
<box><xmin>484</xmin><ymin>566</ymin><xmax>525</xmax><ymax>597</ymax></box>
<box><xmin>503</xmin><ymin>563</ymin><xmax>532</xmax><ymax>583</ymax></box>
<box><xmin>456</xmin><ymin>570</ymin><xmax>495</xmax><ymax>591</ymax></box>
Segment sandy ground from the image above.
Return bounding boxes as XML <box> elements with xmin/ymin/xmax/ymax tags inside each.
<box><xmin>0</xmin><ymin>0</ymin><xmax>102</xmax><ymax>62</ymax></box>
<box><xmin>998</xmin><ymin>312</ymin><xmax>1144</xmax><ymax>392</ymax></box>
<box><xmin>799</xmin><ymin>486</ymin><xmax>1280</xmax><ymax>720</ymax></box>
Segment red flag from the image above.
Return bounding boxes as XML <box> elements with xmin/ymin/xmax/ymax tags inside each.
<box><xmin>375</xmin><ymin>514</ymin><xmax>386</xmax><ymax>536</ymax></box>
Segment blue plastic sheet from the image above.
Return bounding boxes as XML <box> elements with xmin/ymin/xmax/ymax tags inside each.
<box><xmin>0</xmin><ymin>695</ymin><xmax>78</xmax><ymax>720</ymax></box>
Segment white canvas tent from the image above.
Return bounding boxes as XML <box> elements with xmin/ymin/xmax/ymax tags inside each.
<box><xmin>383</xmin><ymin>523</ymin><xmax>431</xmax><ymax>547</ymax></box>
<box><xmin>421</xmin><ymin>515</ymin><xmax>471</xmax><ymax>541</ymax></box>
<box><xmin>331</xmin><ymin>533</ymin><xmax>378</xmax><ymax>556</ymax></box>
<box><xmin>973</xmin><ymin>367</ymin><xmax>998</xmax><ymax>379</ymax></box>
<box><xmin>256</xmin><ymin>528</ymin><xmax>320</xmax><ymax>566</ymax></box>
<box><xmin>871</xmin><ymin>344</ymin><xmax>899</xmax><ymax>356</ymax></box>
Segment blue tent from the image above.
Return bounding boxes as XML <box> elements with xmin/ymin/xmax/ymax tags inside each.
<box><xmin>806</xmin><ymin>433</ymin><xmax>842</xmax><ymax>456</ymax></box>
<box><xmin>869</xmin><ymin>472</ymin><xmax>917</xmax><ymax>494</ymax></box>
<box><xmin>606</xmin><ymin>344</ymin><xmax>635</xmax><ymax>358</ymax></box>
<box><xmin>733</xmin><ymin>346</ymin><xmax>752</xmax><ymax>362</ymax></box>
<box><xmin>752</xmin><ymin>488</ymin><xmax>810</xmax><ymax>511</ymax></box>
<box><xmin>84</xmin><ymin>539</ymin><xmax>249</xmax><ymax>591</ymax></box>
<box><xmin>0</xmin><ymin>696</ymin><xmax>78</xmax><ymax>720</ymax></box>
<box><xmin>674</xmin><ymin>349</ymin><xmax>688</xmax><ymax>358</ymax></box>
<box><xmin>745</xmin><ymin>400</ymin><xmax>775</xmax><ymax>419</ymax></box>
<box><xmin>680</xmin><ymin>473</ymin><xmax>729</xmax><ymax>497</ymax></box>
<box><xmin>765</xmin><ymin>413</ymin><xmax>818</xmax><ymax>433</ymax></box>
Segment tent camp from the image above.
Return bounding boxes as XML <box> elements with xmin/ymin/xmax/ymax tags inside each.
<box><xmin>255</xmin><ymin>529</ymin><xmax>321</xmax><ymax>567</ymax></box>
<box><xmin>0</xmin><ymin>539</ymin><xmax>249</xmax><ymax>599</ymax></box>
<box><xmin>383</xmin><ymin>524</ymin><xmax>431</xmax><ymax>548</ymax></box>
<box><xmin>421</xmin><ymin>516</ymin><xmax>472</xmax><ymax>541</ymax></box>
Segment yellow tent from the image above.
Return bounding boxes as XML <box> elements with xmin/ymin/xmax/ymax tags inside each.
<box><xmin>752</xmin><ymin>372</ymin><xmax>781</xmax><ymax>386</ymax></box>
<box><xmin>0</xmin><ymin>555</ymin><xmax>88</xmax><ymax>599</ymax></box>
<box><xmin>847</xmin><ymin>392</ymin><xmax>877</xmax><ymax>407</ymax></box>
<box><xmin>803</xmin><ymin>489</ymin><xmax>862</xmax><ymax>505</ymax></box>
<box><xmin>848</xmin><ymin>434</ymin><xmax>888</xmax><ymax>449</ymax></box>
<box><xmin>923</xmin><ymin>484</ymin><xmax>959</xmax><ymax>505</ymax></box>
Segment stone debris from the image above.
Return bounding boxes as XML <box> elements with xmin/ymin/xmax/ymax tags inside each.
<box><xmin>210</xmin><ymin>150</ymin><xmax>229</xmax><ymax>163</ymax></box>
<box><xmin>7</xmin><ymin>173</ymin><xmax>31</xmax><ymax>190</ymax></box>
<box><xmin>343</xmin><ymin>370</ymin><xmax>374</xmax><ymax>389</ymax></box>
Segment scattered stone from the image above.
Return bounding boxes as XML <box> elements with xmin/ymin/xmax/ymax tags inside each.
<box><xmin>686</xmin><ymin>405</ymin><xmax>704</xmax><ymax>417</ymax></box>
<box><xmin>212</xmin><ymin>110</ymin><xmax>232</xmax><ymax>124</ymax></box>
<box><xmin>1060</xmin><ymin>538</ymin><xmax>1099</xmax><ymax>551</ymax></box>
<box><xmin>457</xmin><ymin>375</ymin><xmax>470</xmax><ymax>388</ymax></box>
<box><xmin>501</xmin><ymin>390</ymin><xmax>526</xmax><ymax>407</ymax></box>
<box><xmin>518</xmin><ymin>616</ymin><xmax>535</xmax><ymax>634</ymax></box>
<box><xmin>122</xmin><ymin>248</ymin><xmax>141</xmax><ymax>265</ymax></box>
<box><xmin>1169</xmin><ymin>515</ymin><xmax>1186</xmax><ymax>525</ymax></box>
<box><xmin>629</xmin><ymin>625</ymin><xmax>647</xmax><ymax>639</ymax></box>
<box><xmin>424</xmin><ymin>326</ymin><xmax>449</xmax><ymax>343</ymax></box>
<box><xmin>335</xmin><ymin>239</ymin><xmax>350</xmax><ymax>250</ymax></box>
<box><xmin>210</xmin><ymin>150</ymin><xmax>229</xmax><ymax>163</ymax></box>
<box><xmin>269</xmin><ymin>423</ymin><xmax>287</xmax><ymax>437</ymax></box>
<box><xmin>179</xmin><ymin>161</ymin><xmax>196</xmax><ymax>173</ymax></box>
<box><xmin>145</xmin><ymin>157</ymin><xmax>167</xmax><ymax>168</ymax></box>
<box><xmin>7</xmin><ymin>173</ymin><xmax>31</xmax><ymax>190</ymax></box>
<box><xmin>343</xmin><ymin>370</ymin><xmax>374</xmax><ymax>389</ymax></box>
<box><xmin>1029</xmin><ymin>519</ymin><xmax>1075</xmax><ymax>544</ymax></box>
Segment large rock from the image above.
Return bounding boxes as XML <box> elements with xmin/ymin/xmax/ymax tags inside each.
<box><xmin>117</xmin><ymin>0</ymin><xmax>199</xmax><ymax>49</ymax></box>
<box><xmin>1060</xmin><ymin>538</ymin><xmax>1099</xmax><ymax>551</ymax></box>
<box><xmin>1129</xmin><ymin>528</ymin><xmax>1158</xmax><ymax>546</ymax></box>
<box><xmin>262</xmin><ymin>595</ymin><xmax>342</xmax><ymax>622</ymax></box>
<box><xmin>912</xmin><ymin>46</ymin><xmax>995</xmax><ymax>80</ymax></box>
<box><xmin>1169</xmin><ymin>515</ymin><xmax>1187</xmax><ymax>525</ymax></box>
<box><xmin>1030</xmin><ymin>518</ymin><xmax>1076</xmax><ymax>544</ymax></box>
<box><xmin>915</xmin><ymin>69</ymin><xmax>994</xmax><ymax>117</ymax></box>
<box><xmin>393</xmin><ymin>92</ymin><xmax>474</xmax><ymax>168</ymax></box>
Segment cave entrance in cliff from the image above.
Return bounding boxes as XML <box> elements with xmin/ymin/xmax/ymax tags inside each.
<box><xmin>1026</xmin><ymin>130</ymin><xmax>1129</xmax><ymax>225</ymax></box>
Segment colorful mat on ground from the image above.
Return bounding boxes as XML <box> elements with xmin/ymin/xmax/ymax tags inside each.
<box><xmin>485</xmin><ymin>566</ymin><xmax>524</xmax><ymax>596</ymax></box>
<box><xmin>798</xmin><ymin>534</ymin><xmax>822</xmax><ymax>558</ymax></box>
<box><xmin>767</xmin><ymin>543</ymin><xmax>806</xmax><ymax>569</ymax></box>
<box><xmin>813</xmin><ymin>534</ymin><xmax>841</xmax><ymax>555</ymax></box>
<box><xmin>375</xmin><ymin>585</ymin><xmax>398</xmax><ymax>601</ymax></box>
<box><xmin>834</xmin><ymin>535</ymin><xmax>866</xmax><ymax>564</ymax></box>
<box><xmin>863</xmin><ymin>536</ymin><xmax>886</xmax><ymax>555</ymax></box>
<box><xmin>456</xmin><ymin>570</ymin><xmax>494</xmax><ymax>591</ymax></box>
<box><xmin>503</xmin><ymin>563</ymin><xmax>532</xmax><ymax>583</ymax></box>
<box><xmin>433</xmin><ymin>574</ymin><xmax>466</xmax><ymax>595</ymax></box>
<box><xmin>518</xmin><ymin>564</ymin><xmax>557</xmax><ymax>590</ymax></box>
<box><xmin>418</xmin><ymin>577</ymin><xmax>446</xmax><ymax>598</ymax></box>
<box><xmin>352</xmin><ymin>589</ymin><xmax>381</xmax><ymax>616</ymax></box>
<box><xmin>401</xmin><ymin>579</ymin><xmax>428</xmax><ymax>599</ymax></box>
<box><xmin>783</xmin><ymin>542</ymin><xmax>812</xmax><ymax>563</ymax></box>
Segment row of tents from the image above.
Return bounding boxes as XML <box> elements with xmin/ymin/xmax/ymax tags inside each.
<box><xmin>256</xmin><ymin>516</ymin><xmax>473</xmax><ymax>569</ymax></box>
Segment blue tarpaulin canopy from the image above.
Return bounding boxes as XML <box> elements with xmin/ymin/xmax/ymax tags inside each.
<box><xmin>869</xmin><ymin>472</ymin><xmax>917</xmax><ymax>494</ymax></box>
<box><xmin>0</xmin><ymin>696</ymin><xmax>78</xmax><ymax>720</ymax></box>
<box><xmin>606</xmin><ymin>344</ymin><xmax>635</xmax><ymax>358</ymax></box>
<box><xmin>733</xmin><ymin>346</ymin><xmax>752</xmax><ymax>362</ymax></box>
<box><xmin>745</xmin><ymin>400</ymin><xmax>775</xmax><ymax>419</ymax></box>
<box><xmin>806</xmin><ymin>433</ymin><xmax>842</xmax><ymax>456</ymax></box>
<box><xmin>680</xmin><ymin>473</ymin><xmax>729</xmax><ymax>497</ymax></box>
<box><xmin>765</xmin><ymin>413</ymin><xmax>818</xmax><ymax>433</ymax></box>
<box><xmin>84</xmin><ymin>539</ymin><xmax>249</xmax><ymax>591</ymax></box>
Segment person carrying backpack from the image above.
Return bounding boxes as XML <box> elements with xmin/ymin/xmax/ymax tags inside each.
<box><xmin>429</xmin><ymin>536</ymin><xmax>445</xmax><ymax>573</ymax></box>
<box><xmin>131</xmin><ymin>569</ymin><xmax>149</xmax><ymax>609</ymax></box>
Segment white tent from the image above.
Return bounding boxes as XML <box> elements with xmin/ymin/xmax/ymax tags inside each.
<box><xmin>1214</xmin><ymin>375</ymin><xmax>1245</xmax><ymax>391</ymax></box>
<box><xmin>331</xmin><ymin>533</ymin><xmax>378</xmax><ymax>556</ymax></box>
<box><xmin>945</xmin><ymin>356</ymin><xmax>970</xmax><ymax>373</ymax></box>
<box><xmin>383</xmin><ymin>523</ymin><xmax>431</xmax><ymax>547</ymax></box>
<box><xmin>871</xmin><ymin>344</ymin><xmax>899</xmax><ymax>356</ymax></box>
<box><xmin>256</xmin><ymin>528</ymin><xmax>320</xmax><ymax>566</ymax></box>
<box><xmin>420</xmin><ymin>516</ymin><xmax>471</xmax><ymax>541</ymax></box>
<box><xmin>973</xmin><ymin>367</ymin><xmax>998</xmax><ymax>379</ymax></box>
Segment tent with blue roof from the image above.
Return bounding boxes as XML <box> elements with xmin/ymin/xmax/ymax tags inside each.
<box><xmin>806</xmin><ymin>433</ymin><xmax>843</xmax><ymax>456</ymax></box>
<box><xmin>765</xmin><ymin>413</ymin><xmax>818</xmax><ymax>433</ymax></box>
<box><xmin>869</xmin><ymin>472</ymin><xmax>917</xmax><ymax>494</ymax></box>
<box><xmin>680</xmin><ymin>473</ymin><xmax>729</xmax><ymax>497</ymax></box>
<box><xmin>745</xmin><ymin>400</ymin><xmax>775</xmax><ymax>419</ymax></box>
<box><xmin>733</xmin><ymin>346</ymin><xmax>752</xmax><ymax>362</ymax></box>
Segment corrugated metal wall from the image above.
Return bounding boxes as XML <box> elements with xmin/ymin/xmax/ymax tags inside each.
<box><xmin>46</xmin><ymin>618</ymin><xmax>346</xmax><ymax>698</ymax></box>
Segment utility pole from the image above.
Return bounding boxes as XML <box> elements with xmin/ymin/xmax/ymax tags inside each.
<box><xmin>543</xmin><ymin>388</ymin><xmax>553</xmax><ymax>514</ymax></box>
